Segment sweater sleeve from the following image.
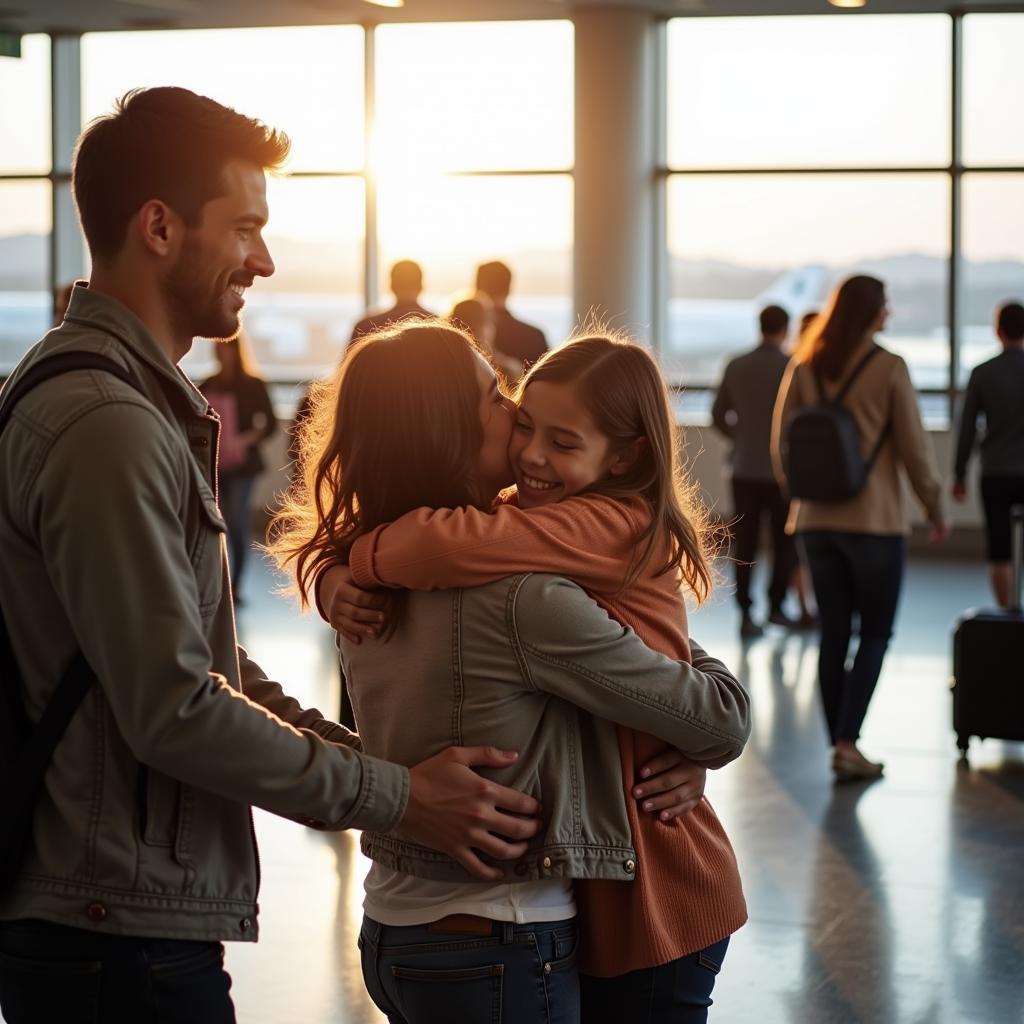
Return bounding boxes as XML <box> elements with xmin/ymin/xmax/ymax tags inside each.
<box><xmin>890</xmin><ymin>356</ymin><xmax>944</xmax><ymax>522</ymax></box>
<box><xmin>349</xmin><ymin>495</ymin><xmax>645</xmax><ymax>599</ymax></box>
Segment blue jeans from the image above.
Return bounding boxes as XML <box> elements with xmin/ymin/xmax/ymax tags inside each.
<box><xmin>579</xmin><ymin>937</ymin><xmax>730</xmax><ymax>1024</ymax></box>
<box><xmin>801</xmin><ymin>531</ymin><xmax>906</xmax><ymax>744</ymax></box>
<box><xmin>359</xmin><ymin>915</ymin><xmax>580</xmax><ymax>1024</ymax></box>
<box><xmin>0</xmin><ymin>918</ymin><xmax>235</xmax><ymax>1023</ymax></box>
<box><xmin>218</xmin><ymin>470</ymin><xmax>256</xmax><ymax>593</ymax></box>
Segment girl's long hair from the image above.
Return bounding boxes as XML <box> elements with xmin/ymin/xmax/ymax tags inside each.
<box><xmin>517</xmin><ymin>331</ymin><xmax>717</xmax><ymax>602</ymax></box>
<box><xmin>795</xmin><ymin>274</ymin><xmax>886</xmax><ymax>380</ymax></box>
<box><xmin>267</xmin><ymin>320</ymin><xmax>486</xmax><ymax>607</ymax></box>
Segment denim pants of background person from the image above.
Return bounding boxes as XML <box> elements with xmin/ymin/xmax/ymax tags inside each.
<box><xmin>580</xmin><ymin>936</ymin><xmax>730</xmax><ymax>1024</ymax></box>
<box><xmin>218</xmin><ymin>469</ymin><xmax>257</xmax><ymax>596</ymax></box>
<box><xmin>359</xmin><ymin>915</ymin><xmax>579</xmax><ymax>1024</ymax></box>
<box><xmin>801</xmin><ymin>531</ymin><xmax>906</xmax><ymax>743</ymax></box>
<box><xmin>0</xmin><ymin>918</ymin><xmax>235</xmax><ymax>1024</ymax></box>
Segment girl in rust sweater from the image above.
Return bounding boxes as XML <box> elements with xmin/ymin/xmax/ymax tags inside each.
<box><xmin>321</xmin><ymin>332</ymin><xmax>747</xmax><ymax>1022</ymax></box>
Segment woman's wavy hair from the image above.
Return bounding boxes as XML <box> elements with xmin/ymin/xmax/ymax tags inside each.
<box><xmin>516</xmin><ymin>330</ymin><xmax>718</xmax><ymax>601</ymax></box>
<box><xmin>268</xmin><ymin>319</ymin><xmax>486</xmax><ymax>607</ymax></box>
<box><xmin>795</xmin><ymin>274</ymin><xmax>887</xmax><ymax>380</ymax></box>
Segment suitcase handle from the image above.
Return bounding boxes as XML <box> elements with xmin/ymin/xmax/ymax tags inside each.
<box><xmin>1012</xmin><ymin>505</ymin><xmax>1024</xmax><ymax>614</ymax></box>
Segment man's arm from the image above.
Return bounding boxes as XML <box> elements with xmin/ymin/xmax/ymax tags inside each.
<box><xmin>512</xmin><ymin>575</ymin><xmax>750</xmax><ymax>768</ymax></box>
<box><xmin>953</xmin><ymin>368</ymin><xmax>981</xmax><ymax>486</ymax></box>
<box><xmin>710</xmin><ymin>364</ymin><xmax>736</xmax><ymax>439</ymax></box>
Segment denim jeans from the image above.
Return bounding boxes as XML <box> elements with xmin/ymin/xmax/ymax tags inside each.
<box><xmin>359</xmin><ymin>915</ymin><xmax>579</xmax><ymax>1024</ymax></box>
<box><xmin>0</xmin><ymin>917</ymin><xmax>235</xmax><ymax>1023</ymax></box>
<box><xmin>801</xmin><ymin>530</ymin><xmax>906</xmax><ymax>744</ymax></box>
<box><xmin>580</xmin><ymin>936</ymin><xmax>730</xmax><ymax>1024</ymax></box>
<box><xmin>218</xmin><ymin>469</ymin><xmax>256</xmax><ymax>593</ymax></box>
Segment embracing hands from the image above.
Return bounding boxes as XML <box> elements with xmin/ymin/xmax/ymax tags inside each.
<box><xmin>633</xmin><ymin>748</ymin><xmax>707</xmax><ymax>821</ymax></box>
<box><xmin>402</xmin><ymin>747</ymin><xmax>542</xmax><ymax>881</ymax></box>
<box><xmin>317</xmin><ymin>563</ymin><xmax>387</xmax><ymax>642</ymax></box>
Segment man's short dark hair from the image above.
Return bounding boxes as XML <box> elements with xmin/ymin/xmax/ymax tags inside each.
<box><xmin>476</xmin><ymin>261</ymin><xmax>513</xmax><ymax>299</ymax></box>
<box><xmin>390</xmin><ymin>260</ymin><xmax>423</xmax><ymax>294</ymax></box>
<box><xmin>997</xmin><ymin>301</ymin><xmax>1024</xmax><ymax>342</ymax></box>
<box><xmin>73</xmin><ymin>87</ymin><xmax>290</xmax><ymax>262</ymax></box>
<box><xmin>759</xmin><ymin>304</ymin><xmax>790</xmax><ymax>338</ymax></box>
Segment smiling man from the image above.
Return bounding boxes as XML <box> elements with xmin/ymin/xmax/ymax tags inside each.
<box><xmin>0</xmin><ymin>87</ymin><xmax>539</xmax><ymax>1023</ymax></box>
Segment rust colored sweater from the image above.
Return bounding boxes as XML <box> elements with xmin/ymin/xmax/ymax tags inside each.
<box><xmin>348</xmin><ymin>493</ymin><xmax>747</xmax><ymax>977</ymax></box>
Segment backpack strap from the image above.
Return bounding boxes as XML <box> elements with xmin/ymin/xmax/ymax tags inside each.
<box><xmin>0</xmin><ymin>353</ymin><xmax>146</xmax><ymax>817</ymax></box>
<box><xmin>834</xmin><ymin>344</ymin><xmax>883</xmax><ymax>405</ymax></box>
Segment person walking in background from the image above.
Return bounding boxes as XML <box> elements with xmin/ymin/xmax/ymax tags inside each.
<box><xmin>952</xmin><ymin>301</ymin><xmax>1024</xmax><ymax>608</ymax></box>
<box><xmin>772</xmin><ymin>275</ymin><xmax>949</xmax><ymax>782</ymax></box>
<box><xmin>475</xmin><ymin>260</ymin><xmax>547</xmax><ymax>380</ymax></box>
<box><xmin>349</xmin><ymin>259</ymin><xmax>433</xmax><ymax>344</ymax></box>
<box><xmin>712</xmin><ymin>304</ymin><xmax>800</xmax><ymax>639</ymax></box>
<box><xmin>201</xmin><ymin>334</ymin><xmax>278</xmax><ymax>602</ymax></box>
<box><xmin>448</xmin><ymin>291</ymin><xmax>523</xmax><ymax>381</ymax></box>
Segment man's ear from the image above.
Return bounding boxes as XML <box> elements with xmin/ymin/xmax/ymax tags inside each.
<box><xmin>608</xmin><ymin>437</ymin><xmax>646</xmax><ymax>477</ymax></box>
<box><xmin>136</xmin><ymin>200</ymin><xmax>182</xmax><ymax>258</ymax></box>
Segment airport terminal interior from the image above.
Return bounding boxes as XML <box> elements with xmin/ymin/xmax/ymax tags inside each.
<box><xmin>2</xmin><ymin>1</ymin><xmax>1024</xmax><ymax>1021</ymax></box>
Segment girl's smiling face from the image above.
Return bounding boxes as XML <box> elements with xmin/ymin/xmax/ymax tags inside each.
<box><xmin>510</xmin><ymin>380</ymin><xmax>625</xmax><ymax>508</ymax></box>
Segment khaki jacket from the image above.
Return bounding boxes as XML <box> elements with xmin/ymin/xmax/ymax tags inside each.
<box><xmin>771</xmin><ymin>338</ymin><xmax>945</xmax><ymax>536</ymax></box>
<box><xmin>348</xmin><ymin>574</ymin><xmax>751</xmax><ymax>883</ymax></box>
<box><xmin>0</xmin><ymin>286</ymin><xmax>408</xmax><ymax>942</ymax></box>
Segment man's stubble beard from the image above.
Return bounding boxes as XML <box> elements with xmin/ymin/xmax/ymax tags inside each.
<box><xmin>164</xmin><ymin>234</ymin><xmax>241</xmax><ymax>343</ymax></box>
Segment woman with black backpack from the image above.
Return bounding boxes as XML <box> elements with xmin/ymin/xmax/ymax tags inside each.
<box><xmin>771</xmin><ymin>274</ymin><xmax>949</xmax><ymax>782</ymax></box>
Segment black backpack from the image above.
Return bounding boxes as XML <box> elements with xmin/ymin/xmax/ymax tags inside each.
<box><xmin>0</xmin><ymin>352</ymin><xmax>145</xmax><ymax>893</ymax></box>
<box><xmin>782</xmin><ymin>345</ymin><xmax>891</xmax><ymax>503</ymax></box>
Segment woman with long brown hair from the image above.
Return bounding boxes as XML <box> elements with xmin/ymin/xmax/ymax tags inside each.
<box><xmin>772</xmin><ymin>275</ymin><xmax>949</xmax><ymax>781</ymax></box>
<box><xmin>270</xmin><ymin>320</ymin><xmax>749</xmax><ymax>1023</ymax></box>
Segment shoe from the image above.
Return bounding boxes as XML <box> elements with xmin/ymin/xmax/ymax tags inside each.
<box><xmin>740</xmin><ymin>613</ymin><xmax>764</xmax><ymax>640</ymax></box>
<box><xmin>832</xmin><ymin>750</ymin><xmax>884</xmax><ymax>782</ymax></box>
<box><xmin>767</xmin><ymin>608</ymin><xmax>800</xmax><ymax>629</ymax></box>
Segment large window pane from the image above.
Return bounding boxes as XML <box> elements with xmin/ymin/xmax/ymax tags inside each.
<box><xmin>964</xmin><ymin>16</ymin><xmax>1024</xmax><ymax>166</ymax></box>
<box><xmin>82</xmin><ymin>27</ymin><xmax>364</xmax><ymax>172</ymax></box>
<box><xmin>666</xmin><ymin>174</ymin><xmax>949</xmax><ymax>389</ymax></box>
<box><xmin>377</xmin><ymin>174</ymin><xmax>572</xmax><ymax>346</ymax></box>
<box><xmin>0</xmin><ymin>35</ymin><xmax>50</xmax><ymax>173</ymax></box>
<box><xmin>667</xmin><ymin>16</ymin><xmax>950</xmax><ymax>169</ymax></box>
<box><xmin>0</xmin><ymin>182</ymin><xmax>51</xmax><ymax>375</ymax></box>
<box><xmin>375</xmin><ymin>22</ymin><xmax>573</xmax><ymax>173</ymax></box>
<box><xmin>182</xmin><ymin>177</ymin><xmax>364</xmax><ymax>385</ymax></box>
<box><xmin>960</xmin><ymin>174</ymin><xmax>1024</xmax><ymax>386</ymax></box>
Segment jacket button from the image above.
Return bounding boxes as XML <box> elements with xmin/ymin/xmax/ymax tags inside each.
<box><xmin>240</xmin><ymin>917</ymin><xmax>252</xmax><ymax>931</ymax></box>
<box><xmin>86</xmin><ymin>902</ymin><xmax>107</xmax><ymax>922</ymax></box>
<box><xmin>624</xmin><ymin>859</ymin><xmax>636</xmax><ymax>874</ymax></box>
<box><xmin>541</xmin><ymin>856</ymin><xmax>552</xmax><ymax>869</ymax></box>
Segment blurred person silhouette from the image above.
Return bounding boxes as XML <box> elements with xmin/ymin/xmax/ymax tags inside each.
<box><xmin>447</xmin><ymin>291</ymin><xmax>521</xmax><ymax>381</ymax></box>
<box><xmin>200</xmin><ymin>333</ymin><xmax>278</xmax><ymax>603</ymax></box>
<box><xmin>772</xmin><ymin>274</ymin><xmax>949</xmax><ymax>782</ymax></box>
<box><xmin>349</xmin><ymin>259</ymin><xmax>433</xmax><ymax>344</ymax></box>
<box><xmin>475</xmin><ymin>260</ymin><xmax>547</xmax><ymax>380</ymax></box>
<box><xmin>952</xmin><ymin>301</ymin><xmax>1024</xmax><ymax>607</ymax></box>
<box><xmin>712</xmin><ymin>304</ymin><xmax>800</xmax><ymax>639</ymax></box>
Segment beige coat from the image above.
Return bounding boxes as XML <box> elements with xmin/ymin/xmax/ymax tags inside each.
<box><xmin>771</xmin><ymin>338</ymin><xmax>945</xmax><ymax>536</ymax></box>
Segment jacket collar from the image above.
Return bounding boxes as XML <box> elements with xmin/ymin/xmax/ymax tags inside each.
<box><xmin>62</xmin><ymin>282</ymin><xmax>211</xmax><ymax>416</ymax></box>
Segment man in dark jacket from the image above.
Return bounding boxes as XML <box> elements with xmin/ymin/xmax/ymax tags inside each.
<box><xmin>712</xmin><ymin>305</ymin><xmax>799</xmax><ymax>638</ymax></box>
<box><xmin>0</xmin><ymin>87</ymin><xmax>538</xmax><ymax>1023</ymax></box>
<box><xmin>953</xmin><ymin>301</ymin><xmax>1024</xmax><ymax>607</ymax></box>
<box><xmin>476</xmin><ymin>260</ymin><xmax>547</xmax><ymax>379</ymax></box>
<box><xmin>348</xmin><ymin>259</ymin><xmax>433</xmax><ymax>344</ymax></box>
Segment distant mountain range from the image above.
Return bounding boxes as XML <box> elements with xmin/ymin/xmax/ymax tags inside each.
<box><xmin>1</xmin><ymin>233</ymin><xmax>1020</xmax><ymax>327</ymax></box>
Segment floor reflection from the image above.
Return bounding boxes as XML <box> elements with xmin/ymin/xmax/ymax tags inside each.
<box><xmin>219</xmin><ymin>557</ymin><xmax>1023</xmax><ymax>1024</ymax></box>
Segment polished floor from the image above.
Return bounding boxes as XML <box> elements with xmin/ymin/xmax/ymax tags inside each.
<box><xmin>221</xmin><ymin>556</ymin><xmax>1022</xmax><ymax>1023</ymax></box>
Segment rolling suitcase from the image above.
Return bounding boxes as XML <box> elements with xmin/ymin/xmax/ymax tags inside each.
<box><xmin>951</xmin><ymin>505</ymin><xmax>1024</xmax><ymax>758</ymax></box>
